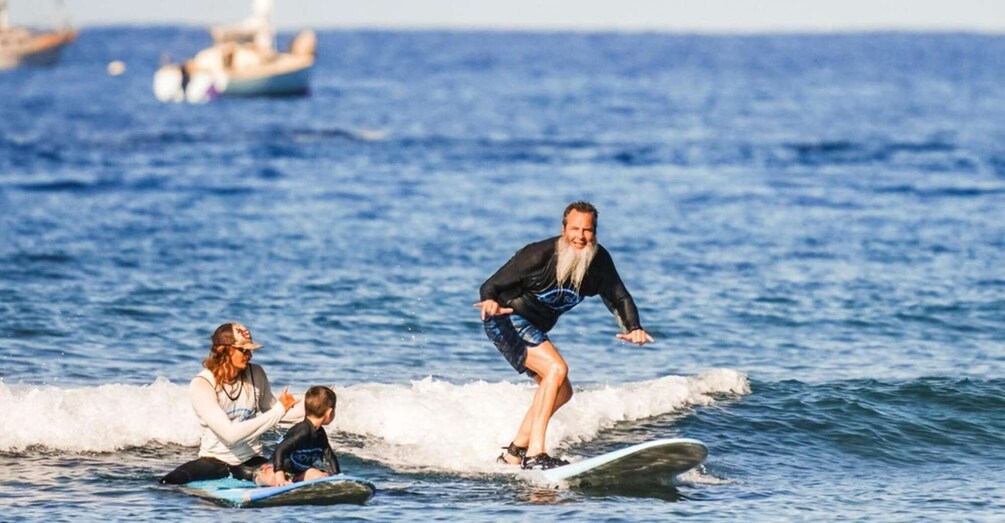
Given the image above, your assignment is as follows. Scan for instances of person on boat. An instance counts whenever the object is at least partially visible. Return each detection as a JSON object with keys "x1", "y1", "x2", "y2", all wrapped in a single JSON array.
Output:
[
  {"x1": 254, "y1": 385, "x2": 341, "y2": 486},
  {"x1": 160, "y1": 322, "x2": 301, "y2": 484},
  {"x1": 477, "y1": 201, "x2": 653, "y2": 470}
]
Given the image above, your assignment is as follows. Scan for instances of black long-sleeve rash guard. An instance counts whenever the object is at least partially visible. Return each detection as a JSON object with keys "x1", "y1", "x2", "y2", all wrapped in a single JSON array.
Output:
[
  {"x1": 479, "y1": 236, "x2": 643, "y2": 333},
  {"x1": 271, "y1": 420, "x2": 341, "y2": 476}
]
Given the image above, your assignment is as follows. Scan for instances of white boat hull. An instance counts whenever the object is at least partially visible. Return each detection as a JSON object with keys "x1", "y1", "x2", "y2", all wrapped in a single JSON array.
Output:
[
  {"x1": 221, "y1": 63, "x2": 312, "y2": 96},
  {"x1": 153, "y1": 53, "x2": 313, "y2": 103}
]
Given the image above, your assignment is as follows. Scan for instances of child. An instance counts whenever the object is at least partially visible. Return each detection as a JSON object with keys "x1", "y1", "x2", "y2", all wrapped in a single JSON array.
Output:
[{"x1": 255, "y1": 385, "x2": 341, "y2": 486}]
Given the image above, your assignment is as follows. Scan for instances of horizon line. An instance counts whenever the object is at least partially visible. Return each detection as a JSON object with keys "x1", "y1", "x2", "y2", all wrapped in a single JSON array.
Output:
[{"x1": 53, "y1": 21, "x2": 1005, "y2": 36}]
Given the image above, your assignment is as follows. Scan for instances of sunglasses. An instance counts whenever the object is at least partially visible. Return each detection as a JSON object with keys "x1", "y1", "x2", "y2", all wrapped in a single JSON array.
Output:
[{"x1": 233, "y1": 347, "x2": 254, "y2": 357}]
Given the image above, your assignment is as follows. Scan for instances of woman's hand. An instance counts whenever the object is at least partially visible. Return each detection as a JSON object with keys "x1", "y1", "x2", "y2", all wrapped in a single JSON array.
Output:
[{"x1": 278, "y1": 387, "x2": 297, "y2": 412}]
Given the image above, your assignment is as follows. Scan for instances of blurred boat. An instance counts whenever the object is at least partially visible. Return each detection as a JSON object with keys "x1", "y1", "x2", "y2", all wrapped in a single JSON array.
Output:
[
  {"x1": 0, "y1": 0, "x2": 76, "y2": 70},
  {"x1": 153, "y1": 0, "x2": 316, "y2": 103}
]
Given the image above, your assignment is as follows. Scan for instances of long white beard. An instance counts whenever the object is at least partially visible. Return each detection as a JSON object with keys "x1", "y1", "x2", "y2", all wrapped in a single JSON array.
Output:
[{"x1": 556, "y1": 237, "x2": 598, "y2": 291}]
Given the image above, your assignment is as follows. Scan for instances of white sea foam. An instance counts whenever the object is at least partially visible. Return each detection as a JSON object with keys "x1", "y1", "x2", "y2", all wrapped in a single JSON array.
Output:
[
  {"x1": 340, "y1": 368, "x2": 750, "y2": 473},
  {"x1": 0, "y1": 369, "x2": 749, "y2": 475},
  {"x1": 676, "y1": 467, "x2": 735, "y2": 486},
  {"x1": 0, "y1": 377, "x2": 199, "y2": 453}
]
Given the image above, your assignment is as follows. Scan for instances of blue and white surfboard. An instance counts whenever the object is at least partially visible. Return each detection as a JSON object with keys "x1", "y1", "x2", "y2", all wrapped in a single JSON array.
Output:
[
  {"x1": 183, "y1": 475, "x2": 375, "y2": 507},
  {"x1": 538, "y1": 438, "x2": 707, "y2": 487}
]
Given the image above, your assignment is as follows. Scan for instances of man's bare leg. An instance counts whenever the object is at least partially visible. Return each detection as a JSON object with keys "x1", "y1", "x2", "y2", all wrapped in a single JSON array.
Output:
[
  {"x1": 503, "y1": 373, "x2": 573, "y2": 464},
  {"x1": 521, "y1": 341, "x2": 570, "y2": 459}
]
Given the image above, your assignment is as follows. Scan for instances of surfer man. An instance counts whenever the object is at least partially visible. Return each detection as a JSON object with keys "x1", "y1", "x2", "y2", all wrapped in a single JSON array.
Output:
[
  {"x1": 477, "y1": 201, "x2": 653, "y2": 470},
  {"x1": 160, "y1": 322, "x2": 302, "y2": 484}
]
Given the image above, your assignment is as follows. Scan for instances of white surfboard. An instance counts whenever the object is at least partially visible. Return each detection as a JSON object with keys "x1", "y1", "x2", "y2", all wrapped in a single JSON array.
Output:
[
  {"x1": 182, "y1": 475, "x2": 375, "y2": 507},
  {"x1": 538, "y1": 438, "x2": 707, "y2": 486}
]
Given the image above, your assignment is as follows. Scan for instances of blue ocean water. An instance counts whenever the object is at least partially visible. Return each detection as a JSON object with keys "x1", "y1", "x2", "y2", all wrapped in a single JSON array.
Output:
[{"x1": 2, "y1": 27, "x2": 1004, "y2": 520}]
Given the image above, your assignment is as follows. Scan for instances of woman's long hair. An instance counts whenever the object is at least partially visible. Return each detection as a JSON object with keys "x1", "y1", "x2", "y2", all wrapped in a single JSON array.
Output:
[{"x1": 203, "y1": 344, "x2": 241, "y2": 390}]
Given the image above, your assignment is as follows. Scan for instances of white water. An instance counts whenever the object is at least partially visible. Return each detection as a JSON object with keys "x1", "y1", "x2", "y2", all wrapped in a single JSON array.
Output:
[
  {"x1": 0, "y1": 369, "x2": 749, "y2": 473},
  {"x1": 0, "y1": 378, "x2": 198, "y2": 453}
]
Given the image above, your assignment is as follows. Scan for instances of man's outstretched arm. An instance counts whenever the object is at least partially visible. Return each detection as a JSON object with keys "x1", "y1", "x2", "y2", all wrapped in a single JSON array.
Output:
[{"x1": 599, "y1": 256, "x2": 653, "y2": 345}]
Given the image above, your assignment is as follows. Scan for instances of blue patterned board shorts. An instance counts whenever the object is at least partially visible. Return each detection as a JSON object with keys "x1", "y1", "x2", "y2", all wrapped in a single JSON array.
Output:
[{"x1": 483, "y1": 313, "x2": 549, "y2": 377}]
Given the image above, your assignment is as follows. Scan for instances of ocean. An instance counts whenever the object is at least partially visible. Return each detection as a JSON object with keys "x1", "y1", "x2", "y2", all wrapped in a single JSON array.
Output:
[{"x1": 1, "y1": 27, "x2": 1003, "y2": 521}]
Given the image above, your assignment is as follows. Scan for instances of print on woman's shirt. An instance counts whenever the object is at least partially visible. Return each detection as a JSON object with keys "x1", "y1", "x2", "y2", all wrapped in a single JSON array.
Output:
[{"x1": 227, "y1": 407, "x2": 256, "y2": 422}]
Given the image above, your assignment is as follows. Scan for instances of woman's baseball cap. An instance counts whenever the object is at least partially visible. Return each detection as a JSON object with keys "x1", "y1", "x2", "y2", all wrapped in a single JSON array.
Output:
[{"x1": 211, "y1": 322, "x2": 262, "y2": 349}]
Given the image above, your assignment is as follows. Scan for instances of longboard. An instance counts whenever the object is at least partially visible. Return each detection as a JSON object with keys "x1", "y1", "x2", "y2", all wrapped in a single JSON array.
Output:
[
  {"x1": 182, "y1": 475, "x2": 376, "y2": 507},
  {"x1": 539, "y1": 438, "x2": 707, "y2": 486}
]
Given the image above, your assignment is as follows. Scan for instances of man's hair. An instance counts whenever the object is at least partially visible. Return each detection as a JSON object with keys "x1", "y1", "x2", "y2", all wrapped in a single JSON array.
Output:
[
  {"x1": 304, "y1": 385, "x2": 337, "y2": 418},
  {"x1": 562, "y1": 201, "x2": 599, "y2": 227}
]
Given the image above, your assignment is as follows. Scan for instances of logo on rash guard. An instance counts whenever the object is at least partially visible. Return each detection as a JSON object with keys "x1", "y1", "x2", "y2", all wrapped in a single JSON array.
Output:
[
  {"x1": 227, "y1": 407, "x2": 255, "y2": 421},
  {"x1": 536, "y1": 288, "x2": 583, "y2": 313},
  {"x1": 290, "y1": 448, "x2": 323, "y2": 470}
]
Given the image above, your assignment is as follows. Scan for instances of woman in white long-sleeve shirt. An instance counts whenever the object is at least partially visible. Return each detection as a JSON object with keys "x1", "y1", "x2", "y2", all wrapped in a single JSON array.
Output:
[{"x1": 160, "y1": 323, "x2": 301, "y2": 484}]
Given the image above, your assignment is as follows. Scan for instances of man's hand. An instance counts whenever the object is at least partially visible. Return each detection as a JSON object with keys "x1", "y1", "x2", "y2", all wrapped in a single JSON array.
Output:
[
  {"x1": 278, "y1": 387, "x2": 297, "y2": 411},
  {"x1": 473, "y1": 300, "x2": 514, "y2": 321},
  {"x1": 616, "y1": 328, "x2": 654, "y2": 346}
]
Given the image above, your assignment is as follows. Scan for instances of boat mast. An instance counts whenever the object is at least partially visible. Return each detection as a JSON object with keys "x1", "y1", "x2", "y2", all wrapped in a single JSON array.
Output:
[
  {"x1": 252, "y1": 0, "x2": 275, "y2": 52},
  {"x1": 0, "y1": 0, "x2": 10, "y2": 31},
  {"x1": 54, "y1": 0, "x2": 69, "y2": 30}
]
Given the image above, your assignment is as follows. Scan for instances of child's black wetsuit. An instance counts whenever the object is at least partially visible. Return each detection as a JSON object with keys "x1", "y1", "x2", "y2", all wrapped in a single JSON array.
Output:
[{"x1": 271, "y1": 420, "x2": 341, "y2": 476}]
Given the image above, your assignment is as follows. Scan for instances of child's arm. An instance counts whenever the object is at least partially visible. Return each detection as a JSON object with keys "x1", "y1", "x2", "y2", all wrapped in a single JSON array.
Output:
[
  {"x1": 322, "y1": 434, "x2": 341, "y2": 475},
  {"x1": 270, "y1": 422, "x2": 311, "y2": 483}
]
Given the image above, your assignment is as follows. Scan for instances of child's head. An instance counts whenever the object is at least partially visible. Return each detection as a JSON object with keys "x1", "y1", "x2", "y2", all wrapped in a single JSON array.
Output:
[{"x1": 304, "y1": 385, "x2": 337, "y2": 422}]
